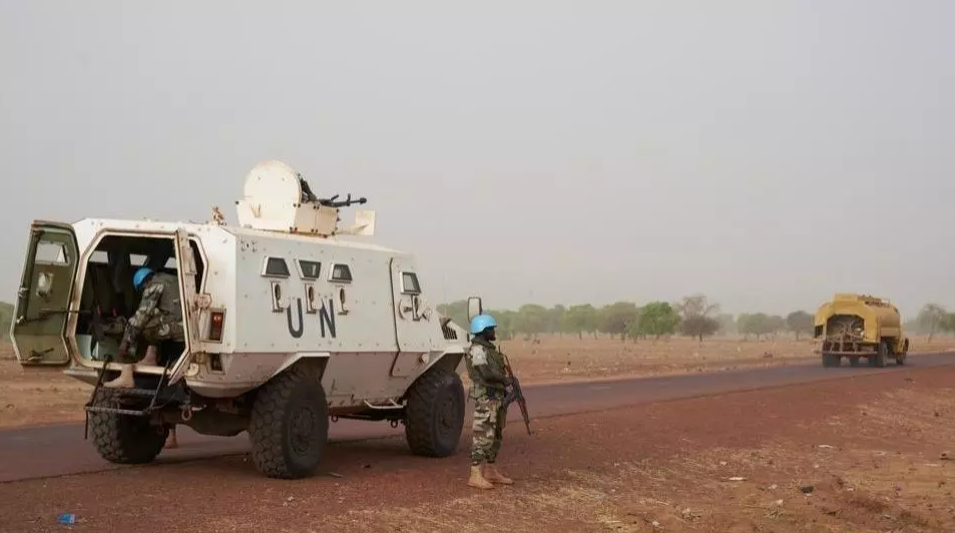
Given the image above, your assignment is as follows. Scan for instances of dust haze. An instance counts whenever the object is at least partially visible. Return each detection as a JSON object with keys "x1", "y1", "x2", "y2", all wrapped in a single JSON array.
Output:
[{"x1": 0, "y1": 2, "x2": 951, "y2": 318}]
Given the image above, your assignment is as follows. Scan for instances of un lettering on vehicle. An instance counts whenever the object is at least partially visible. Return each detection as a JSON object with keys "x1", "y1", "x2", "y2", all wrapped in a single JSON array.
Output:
[{"x1": 285, "y1": 291, "x2": 337, "y2": 339}]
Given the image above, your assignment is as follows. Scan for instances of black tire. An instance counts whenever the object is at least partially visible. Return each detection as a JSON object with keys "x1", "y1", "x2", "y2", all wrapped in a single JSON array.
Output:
[
  {"x1": 870, "y1": 341, "x2": 888, "y2": 368},
  {"x1": 404, "y1": 365, "x2": 466, "y2": 458},
  {"x1": 248, "y1": 365, "x2": 329, "y2": 479},
  {"x1": 88, "y1": 395, "x2": 168, "y2": 465},
  {"x1": 822, "y1": 353, "x2": 840, "y2": 367}
]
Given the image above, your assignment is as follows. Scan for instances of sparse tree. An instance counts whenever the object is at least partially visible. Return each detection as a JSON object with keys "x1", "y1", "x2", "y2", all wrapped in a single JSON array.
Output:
[
  {"x1": 786, "y1": 310, "x2": 814, "y2": 341},
  {"x1": 675, "y1": 294, "x2": 721, "y2": 343},
  {"x1": 766, "y1": 315, "x2": 786, "y2": 339},
  {"x1": 489, "y1": 309, "x2": 517, "y2": 340},
  {"x1": 516, "y1": 304, "x2": 549, "y2": 340},
  {"x1": 563, "y1": 304, "x2": 598, "y2": 340},
  {"x1": 681, "y1": 315, "x2": 721, "y2": 342},
  {"x1": 636, "y1": 301, "x2": 681, "y2": 340},
  {"x1": 738, "y1": 312, "x2": 773, "y2": 340},
  {"x1": 939, "y1": 313, "x2": 955, "y2": 337},
  {"x1": 917, "y1": 304, "x2": 947, "y2": 341},
  {"x1": 547, "y1": 305, "x2": 567, "y2": 336},
  {"x1": 598, "y1": 301, "x2": 641, "y2": 342},
  {"x1": 675, "y1": 293, "x2": 720, "y2": 320}
]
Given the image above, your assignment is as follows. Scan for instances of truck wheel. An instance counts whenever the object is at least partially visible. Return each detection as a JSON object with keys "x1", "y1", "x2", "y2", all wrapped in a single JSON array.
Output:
[
  {"x1": 404, "y1": 365, "x2": 466, "y2": 458},
  {"x1": 870, "y1": 341, "x2": 888, "y2": 368},
  {"x1": 88, "y1": 395, "x2": 168, "y2": 464},
  {"x1": 895, "y1": 343, "x2": 905, "y2": 365},
  {"x1": 248, "y1": 365, "x2": 329, "y2": 479},
  {"x1": 822, "y1": 353, "x2": 840, "y2": 367}
]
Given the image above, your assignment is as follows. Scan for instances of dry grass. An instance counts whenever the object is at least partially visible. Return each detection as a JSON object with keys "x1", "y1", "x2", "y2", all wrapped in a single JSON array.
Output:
[
  {"x1": 1, "y1": 335, "x2": 953, "y2": 430},
  {"x1": 300, "y1": 383, "x2": 955, "y2": 533}
]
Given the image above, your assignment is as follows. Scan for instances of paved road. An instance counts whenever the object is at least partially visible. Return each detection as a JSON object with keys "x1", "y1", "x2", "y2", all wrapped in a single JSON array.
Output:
[{"x1": 3, "y1": 352, "x2": 953, "y2": 483}]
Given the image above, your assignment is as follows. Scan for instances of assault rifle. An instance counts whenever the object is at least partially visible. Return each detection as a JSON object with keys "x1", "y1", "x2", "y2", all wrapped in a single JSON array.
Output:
[{"x1": 501, "y1": 349, "x2": 532, "y2": 435}]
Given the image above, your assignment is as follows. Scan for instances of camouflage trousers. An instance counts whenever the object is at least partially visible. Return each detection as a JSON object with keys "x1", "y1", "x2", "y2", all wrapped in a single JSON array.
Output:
[
  {"x1": 124, "y1": 317, "x2": 185, "y2": 363},
  {"x1": 141, "y1": 316, "x2": 185, "y2": 344},
  {"x1": 470, "y1": 395, "x2": 507, "y2": 465}
]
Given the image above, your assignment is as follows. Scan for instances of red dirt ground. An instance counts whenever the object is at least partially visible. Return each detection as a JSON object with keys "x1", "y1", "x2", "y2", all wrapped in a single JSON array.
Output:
[{"x1": 2, "y1": 363, "x2": 953, "y2": 532}]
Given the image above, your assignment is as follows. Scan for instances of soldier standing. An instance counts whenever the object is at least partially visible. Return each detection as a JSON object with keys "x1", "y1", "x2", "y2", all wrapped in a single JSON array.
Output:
[
  {"x1": 104, "y1": 267, "x2": 185, "y2": 388},
  {"x1": 464, "y1": 313, "x2": 514, "y2": 489}
]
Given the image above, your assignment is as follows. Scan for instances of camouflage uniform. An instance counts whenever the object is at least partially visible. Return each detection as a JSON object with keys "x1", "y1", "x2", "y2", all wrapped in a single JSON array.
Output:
[
  {"x1": 464, "y1": 335, "x2": 511, "y2": 466},
  {"x1": 120, "y1": 272, "x2": 184, "y2": 362}
]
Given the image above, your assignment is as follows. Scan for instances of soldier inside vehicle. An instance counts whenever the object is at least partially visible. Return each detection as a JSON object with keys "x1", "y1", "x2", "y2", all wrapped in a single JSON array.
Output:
[{"x1": 74, "y1": 235, "x2": 204, "y2": 372}]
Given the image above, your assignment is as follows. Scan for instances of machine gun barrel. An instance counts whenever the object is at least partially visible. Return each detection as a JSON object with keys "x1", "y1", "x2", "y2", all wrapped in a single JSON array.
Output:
[{"x1": 318, "y1": 193, "x2": 368, "y2": 208}]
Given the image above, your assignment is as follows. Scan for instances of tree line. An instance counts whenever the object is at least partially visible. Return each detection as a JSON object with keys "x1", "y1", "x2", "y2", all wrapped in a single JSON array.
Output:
[
  {"x1": 437, "y1": 294, "x2": 818, "y2": 342},
  {"x1": 0, "y1": 299, "x2": 951, "y2": 345}
]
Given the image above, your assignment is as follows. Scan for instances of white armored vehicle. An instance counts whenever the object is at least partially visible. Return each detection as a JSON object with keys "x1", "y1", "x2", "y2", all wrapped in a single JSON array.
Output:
[{"x1": 10, "y1": 160, "x2": 472, "y2": 479}]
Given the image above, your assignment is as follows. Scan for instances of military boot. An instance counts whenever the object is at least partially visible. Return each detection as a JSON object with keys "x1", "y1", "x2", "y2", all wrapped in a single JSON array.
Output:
[
  {"x1": 483, "y1": 463, "x2": 514, "y2": 485},
  {"x1": 103, "y1": 364, "x2": 135, "y2": 388},
  {"x1": 140, "y1": 345, "x2": 159, "y2": 366},
  {"x1": 468, "y1": 465, "x2": 494, "y2": 489}
]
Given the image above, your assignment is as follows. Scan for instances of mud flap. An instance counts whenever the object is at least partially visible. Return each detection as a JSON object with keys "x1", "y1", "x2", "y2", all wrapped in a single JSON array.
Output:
[{"x1": 167, "y1": 229, "x2": 202, "y2": 385}]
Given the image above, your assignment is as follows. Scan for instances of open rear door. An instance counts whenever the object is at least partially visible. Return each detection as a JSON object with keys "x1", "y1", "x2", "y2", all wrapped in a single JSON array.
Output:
[
  {"x1": 11, "y1": 221, "x2": 80, "y2": 366},
  {"x1": 167, "y1": 229, "x2": 203, "y2": 384}
]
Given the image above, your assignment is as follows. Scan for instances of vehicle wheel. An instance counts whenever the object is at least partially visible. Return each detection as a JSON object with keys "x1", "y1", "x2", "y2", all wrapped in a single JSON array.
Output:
[
  {"x1": 822, "y1": 353, "x2": 840, "y2": 367},
  {"x1": 870, "y1": 341, "x2": 888, "y2": 368},
  {"x1": 88, "y1": 394, "x2": 168, "y2": 465},
  {"x1": 893, "y1": 341, "x2": 905, "y2": 365},
  {"x1": 404, "y1": 365, "x2": 466, "y2": 457},
  {"x1": 849, "y1": 356, "x2": 861, "y2": 367},
  {"x1": 248, "y1": 364, "x2": 329, "y2": 479}
]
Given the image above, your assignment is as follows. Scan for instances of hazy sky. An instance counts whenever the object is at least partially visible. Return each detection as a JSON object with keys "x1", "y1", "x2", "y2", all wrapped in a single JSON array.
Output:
[{"x1": 0, "y1": 1, "x2": 951, "y2": 318}]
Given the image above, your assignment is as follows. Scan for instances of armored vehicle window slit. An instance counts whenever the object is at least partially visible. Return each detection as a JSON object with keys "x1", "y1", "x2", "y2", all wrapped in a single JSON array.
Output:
[
  {"x1": 262, "y1": 257, "x2": 290, "y2": 278},
  {"x1": 401, "y1": 272, "x2": 421, "y2": 295},
  {"x1": 330, "y1": 264, "x2": 352, "y2": 283},
  {"x1": 297, "y1": 260, "x2": 321, "y2": 280},
  {"x1": 35, "y1": 241, "x2": 70, "y2": 265}
]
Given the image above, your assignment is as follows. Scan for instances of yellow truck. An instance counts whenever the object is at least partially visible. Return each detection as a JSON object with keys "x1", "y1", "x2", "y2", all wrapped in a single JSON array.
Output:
[{"x1": 813, "y1": 293, "x2": 909, "y2": 368}]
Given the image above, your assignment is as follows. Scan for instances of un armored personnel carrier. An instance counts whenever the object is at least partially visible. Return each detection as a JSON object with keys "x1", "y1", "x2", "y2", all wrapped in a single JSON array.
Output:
[
  {"x1": 813, "y1": 292, "x2": 910, "y2": 368},
  {"x1": 9, "y1": 161, "x2": 472, "y2": 479}
]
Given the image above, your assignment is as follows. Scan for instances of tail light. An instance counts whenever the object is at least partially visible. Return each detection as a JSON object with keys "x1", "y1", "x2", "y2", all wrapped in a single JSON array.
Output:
[{"x1": 209, "y1": 310, "x2": 225, "y2": 341}]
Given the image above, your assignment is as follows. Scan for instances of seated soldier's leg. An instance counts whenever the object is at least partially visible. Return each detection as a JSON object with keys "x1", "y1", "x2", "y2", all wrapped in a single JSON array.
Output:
[
  {"x1": 103, "y1": 340, "x2": 139, "y2": 388},
  {"x1": 165, "y1": 425, "x2": 179, "y2": 449},
  {"x1": 140, "y1": 345, "x2": 159, "y2": 366},
  {"x1": 140, "y1": 318, "x2": 185, "y2": 367}
]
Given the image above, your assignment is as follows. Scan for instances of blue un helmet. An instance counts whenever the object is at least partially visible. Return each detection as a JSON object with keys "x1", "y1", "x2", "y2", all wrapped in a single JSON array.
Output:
[
  {"x1": 132, "y1": 267, "x2": 154, "y2": 291},
  {"x1": 470, "y1": 313, "x2": 497, "y2": 335}
]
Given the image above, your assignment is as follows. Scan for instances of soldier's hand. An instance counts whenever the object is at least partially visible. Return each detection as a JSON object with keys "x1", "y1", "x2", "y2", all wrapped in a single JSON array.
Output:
[{"x1": 117, "y1": 340, "x2": 129, "y2": 358}]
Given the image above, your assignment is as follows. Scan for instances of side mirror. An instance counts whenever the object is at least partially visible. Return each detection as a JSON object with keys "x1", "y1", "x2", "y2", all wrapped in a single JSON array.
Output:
[{"x1": 467, "y1": 296, "x2": 483, "y2": 323}]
